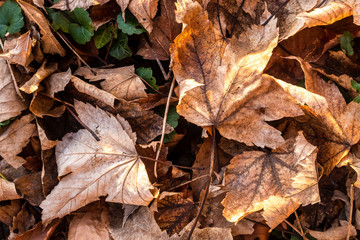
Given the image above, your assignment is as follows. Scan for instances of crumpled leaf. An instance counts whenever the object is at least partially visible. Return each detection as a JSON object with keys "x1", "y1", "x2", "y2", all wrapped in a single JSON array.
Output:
[
  {"x1": 222, "y1": 133, "x2": 319, "y2": 224},
  {"x1": 51, "y1": 0, "x2": 110, "y2": 11},
  {"x1": 40, "y1": 101, "x2": 157, "y2": 224},
  {"x1": 0, "y1": 178, "x2": 21, "y2": 201},
  {"x1": 0, "y1": 59, "x2": 27, "y2": 123},
  {"x1": 0, "y1": 114, "x2": 36, "y2": 168},
  {"x1": 17, "y1": 0, "x2": 66, "y2": 56},
  {"x1": 171, "y1": 0, "x2": 302, "y2": 149},
  {"x1": 276, "y1": 56, "x2": 360, "y2": 174},
  {"x1": 0, "y1": 31, "x2": 33, "y2": 67},
  {"x1": 20, "y1": 61, "x2": 58, "y2": 94},
  {"x1": 75, "y1": 65, "x2": 147, "y2": 101},
  {"x1": 29, "y1": 93, "x2": 66, "y2": 118}
]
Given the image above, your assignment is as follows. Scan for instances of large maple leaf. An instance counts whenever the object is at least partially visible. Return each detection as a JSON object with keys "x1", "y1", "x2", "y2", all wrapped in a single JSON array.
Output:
[
  {"x1": 40, "y1": 101, "x2": 157, "y2": 224},
  {"x1": 170, "y1": 0, "x2": 302, "y2": 148}
]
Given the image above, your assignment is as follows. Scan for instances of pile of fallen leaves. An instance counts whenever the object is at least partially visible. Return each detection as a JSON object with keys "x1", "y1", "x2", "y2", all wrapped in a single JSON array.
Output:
[{"x1": 0, "y1": 0, "x2": 360, "y2": 239}]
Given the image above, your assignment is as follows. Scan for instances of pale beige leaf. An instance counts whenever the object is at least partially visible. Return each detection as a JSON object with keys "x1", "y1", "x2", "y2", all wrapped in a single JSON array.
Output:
[
  {"x1": 0, "y1": 178, "x2": 21, "y2": 201},
  {"x1": 297, "y1": 2, "x2": 353, "y2": 28},
  {"x1": 20, "y1": 61, "x2": 58, "y2": 94},
  {"x1": 75, "y1": 66, "x2": 147, "y2": 100},
  {"x1": 128, "y1": 0, "x2": 159, "y2": 33},
  {"x1": 355, "y1": 2, "x2": 360, "y2": 25},
  {"x1": 36, "y1": 121, "x2": 57, "y2": 151},
  {"x1": 52, "y1": 0, "x2": 110, "y2": 11},
  {"x1": 0, "y1": 59, "x2": 27, "y2": 122},
  {"x1": 0, "y1": 115, "x2": 36, "y2": 168},
  {"x1": 171, "y1": 0, "x2": 302, "y2": 149},
  {"x1": 71, "y1": 76, "x2": 116, "y2": 107},
  {"x1": 108, "y1": 206, "x2": 169, "y2": 240},
  {"x1": 0, "y1": 31, "x2": 33, "y2": 67},
  {"x1": 222, "y1": 133, "x2": 318, "y2": 223},
  {"x1": 68, "y1": 208, "x2": 110, "y2": 240},
  {"x1": 308, "y1": 220, "x2": 356, "y2": 240},
  {"x1": 18, "y1": 0, "x2": 66, "y2": 56},
  {"x1": 40, "y1": 101, "x2": 156, "y2": 224},
  {"x1": 45, "y1": 68, "x2": 72, "y2": 97},
  {"x1": 116, "y1": 0, "x2": 130, "y2": 15},
  {"x1": 178, "y1": 220, "x2": 232, "y2": 240},
  {"x1": 242, "y1": 0, "x2": 259, "y2": 19}
]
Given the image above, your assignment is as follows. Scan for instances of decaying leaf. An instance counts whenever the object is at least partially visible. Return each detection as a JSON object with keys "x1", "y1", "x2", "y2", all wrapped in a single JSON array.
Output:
[
  {"x1": 0, "y1": 200, "x2": 21, "y2": 226},
  {"x1": 0, "y1": 31, "x2": 33, "y2": 67},
  {"x1": 14, "y1": 172, "x2": 45, "y2": 206},
  {"x1": 178, "y1": 220, "x2": 233, "y2": 240},
  {"x1": 171, "y1": 0, "x2": 302, "y2": 149},
  {"x1": 222, "y1": 133, "x2": 319, "y2": 225},
  {"x1": 40, "y1": 101, "x2": 157, "y2": 224},
  {"x1": 0, "y1": 59, "x2": 27, "y2": 123},
  {"x1": 128, "y1": 0, "x2": 159, "y2": 33},
  {"x1": 30, "y1": 93, "x2": 66, "y2": 118},
  {"x1": 308, "y1": 220, "x2": 356, "y2": 240},
  {"x1": 75, "y1": 66, "x2": 147, "y2": 100},
  {"x1": 276, "y1": 56, "x2": 360, "y2": 174},
  {"x1": 0, "y1": 178, "x2": 21, "y2": 201},
  {"x1": 17, "y1": 0, "x2": 66, "y2": 56},
  {"x1": 0, "y1": 114, "x2": 36, "y2": 168},
  {"x1": 20, "y1": 61, "x2": 58, "y2": 94},
  {"x1": 12, "y1": 219, "x2": 61, "y2": 240},
  {"x1": 51, "y1": 0, "x2": 110, "y2": 11},
  {"x1": 45, "y1": 68, "x2": 72, "y2": 97}
]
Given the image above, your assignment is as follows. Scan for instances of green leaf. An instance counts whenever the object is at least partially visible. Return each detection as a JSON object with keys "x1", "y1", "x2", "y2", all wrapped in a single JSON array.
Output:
[
  {"x1": 163, "y1": 131, "x2": 176, "y2": 143},
  {"x1": 68, "y1": 8, "x2": 94, "y2": 44},
  {"x1": 166, "y1": 106, "x2": 179, "y2": 128},
  {"x1": 340, "y1": 31, "x2": 354, "y2": 56},
  {"x1": 135, "y1": 67, "x2": 159, "y2": 90},
  {"x1": 351, "y1": 79, "x2": 360, "y2": 91},
  {"x1": 116, "y1": 10, "x2": 145, "y2": 35},
  {"x1": 109, "y1": 32, "x2": 132, "y2": 60},
  {"x1": 0, "y1": 0, "x2": 24, "y2": 38},
  {"x1": 94, "y1": 25, "x2": 112, "y2": 49},
  {"x1": 48, "y1": 10, "x2": 71, "y2": 33},
  {"x1": 353, "y1": 95, "x2": 360, "y2": 103},
  {"x1": 0, "y1": 117, "x2": 15, "y2": 127}
]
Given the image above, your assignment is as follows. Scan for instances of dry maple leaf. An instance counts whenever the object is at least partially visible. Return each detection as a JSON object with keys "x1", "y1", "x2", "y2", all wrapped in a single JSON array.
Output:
[
  {"x1": 75, "y1": 66, "x2": 147, "y2": 101},
  {"x1": 171, "y1": 0, "x2": 303, "y2": 149},
  {"x1": 51, "y1": 0, "x2": 110, "y2": 11},
  {"x1": 276, "y1": 56, "x2": 360, "y2": 174},
  {"x1": 40, "y1": 101, "x2": 157, "y2": 224},
  {"x1": 222, "y1": 132, "x2": 319, "y2": 226},
  {"x1": 0, "y1": 31, "x2": 33, "y2": 67},
  {"x1": 17, "y1": 0, "x2": 66, "y2": 56},
  {"x1": 0, "y1": 59, "x2": 27, "y2": 123},
  {"x1": 0, "y1": 114, "x2": 36, "y2": 168}
]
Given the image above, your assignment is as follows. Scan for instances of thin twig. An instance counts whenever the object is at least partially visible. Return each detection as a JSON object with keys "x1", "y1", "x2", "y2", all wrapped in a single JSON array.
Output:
[
  {"x1": 0, "y1": 40, "x2": 25, "y2": 101},
  {"x1": 166, "y1": 175, "x2": 209, "y2": 191},
  {"x1": 347, "y1": 184, "x2": 354, "y2": 240},
  {"x1": 284, "y1": 219, "x2": 304, "y2": 239},
  {"x1": 261, "y1": 0, "x2": 290, "y2": 26},
  {"x1": 144, "y1": 36, "x2": 169, "y2": 81},
  {"x1": 294, "y1": 210, "x2": 307, "y2": 240},
  {"x1": 316, "y1": 0, "x2": 327, "y2": 8},
  {"x1": 186, "y1": 126, "x2": 216, "y2": 240},
  {"x1": 65, "y1": 105, "x2": 100, "y2": 141},
  {"x1": 56, "y1": 32, "x2": 95, "y2": 75},
  {"x1": 154, "y1": 76, "x2": 176, "y2": 177}
]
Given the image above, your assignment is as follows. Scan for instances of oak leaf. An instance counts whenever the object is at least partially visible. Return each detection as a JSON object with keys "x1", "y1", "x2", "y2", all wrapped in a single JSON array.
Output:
[
  {"x1": 17, "y1": 0, "x2": 66, "y2": 56},
  {"x1": 40, "y1": 101, "x2": 157, "y2": 224},
  {"x1": 171, "y1": 0, "x2": 302, "y2": 149},
  {"x1": 0, "y1": 31, "x2": 33, "y2": 67},
  {"x1": 222, "y1": 133, "x2": 319, "y2": 225},
  {"x1": 0, "y1": 59, "x2": 27, "y2": 123},
  {"x1": 0, "y1": 114, "x2": 36, "y2": 168},
  {"x1": 75, "y1": 66, "x2": 147, "y2": 101},
  {"x1": 276, "y1": 56, "x2": 360, "y2": 174}
]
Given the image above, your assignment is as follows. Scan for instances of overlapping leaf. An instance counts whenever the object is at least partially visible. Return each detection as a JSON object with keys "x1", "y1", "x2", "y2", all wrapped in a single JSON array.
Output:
[
  {"x1": 171, "y1": 0, "x2": 302, "y2": 148},
  {"x1": 40, "y1": 101, "x2": 157, "y2": 224}
]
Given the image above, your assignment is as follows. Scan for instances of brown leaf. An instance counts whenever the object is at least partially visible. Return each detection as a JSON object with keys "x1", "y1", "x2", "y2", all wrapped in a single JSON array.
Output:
[
  {"x1": 68, "y1": 206, "x2": 109, "y2": 240},
  {"x1": 36, "y1": 122, "x2": 57, "y2": 151},
  {"x1": 44, "y1": 68, "x2": 71, "y2": 97},
  {"x1": 276, "y1": 56, "x2": 360, "y2": 174},
  {"x1": 137, "y1": 0, "x2": 181, "y2": 60},
  {"x1": 51, "y1": 0, "x2": 110, "y2": 11},
  {"x1": 128, "y1": 0, "x2": 159, "y2": 33},
  {"x1": 14, "y1": 172, "x2": 45, "y2": 206},
  {"x1": 40, "y1": 101, "x2": 157, "y2": 224},
  {"x1": 0, "y1": 178, "x2": 21, "y2": 201},
  {"x1": 171, "y1": 0, "x2": 302, "y2": 149},
  {"x1": 222, "y1": 133, "x2": 319, "y2": 224},
  {"x1": 0, "y1": 114, "x2": 36, "y2": 168},
  {"x1": 10, "y1": 204, "x2": 36, "y2": 238},
  {"x1": 0, "y1": 31, "x2": 33, "y2": 67},
  {"x1": 75, "y1": 66, "x2": 147, "y2": 100},
  {"x1": 13, "y1": 219, "x2": 61, "y2": 240},
  {"x1": 17, "y1": 0, "x2": 66, "y2": 56},
  {"x1": 0, "y1": 200, "x2": 21, "y2": 226},
  {"x1": 308, "y1": 220, "x2": 356, "y2": 240},
  {"x1": 0, "y1": 59, "x2": 27, "y2": 122},
  {"x1": 154, "y1": 193, "x2": 197, "y2": 235},
  {"x1": 90, "y1": 1, "x2": 121, "y2": 30},
  {"x1": 30, "y1": 93, "x2": 66, "y2": 118},
  {"x1": 41, "y1": 149, "x2": 58, "y2": 197},
  {"x1": 20, "y1": 61, "x2": 58, "y2": 94},
  {"x1": 298, "y1": 2, "x2": 354, "y2": 28},
  {"x1": 177, "y1": 220, "x2": 232, "y2": 240}
]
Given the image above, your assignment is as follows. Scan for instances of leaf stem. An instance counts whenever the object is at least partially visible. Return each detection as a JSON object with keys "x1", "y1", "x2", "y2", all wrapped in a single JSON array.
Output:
[
  {"x1": 346, "y1": 184, "x2": 354, "y2": 240},
  {"x1": 261, "y1": 0, "x2": 290, "y2": 26}
]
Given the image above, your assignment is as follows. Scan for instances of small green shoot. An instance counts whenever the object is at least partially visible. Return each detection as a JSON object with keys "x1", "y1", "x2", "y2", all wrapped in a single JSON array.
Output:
[
  {"x1": 136, "y1": 67, "x2": 159, "y2": 90},
  {"x1": 94, "y1": 24, "x2": 113, "y2": 49},
  {"x1": 340, "y1": 31, "x2": 354, "y2": 56},
  {"x1": 109, "y1": 32, "x2": 132, "y2": 60},
  {"x1": 0, "y1": 0, "x2": 24, "y2": 38},
  {"x1": 117, "y1": 10, "x2": 146, "y2": 35},
  {"x1": 0, "y1": 117, "x2": 15, "y2": 128},
  {"x1": 351, "y1": 79, "x2": 360, "y2": 103}
]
